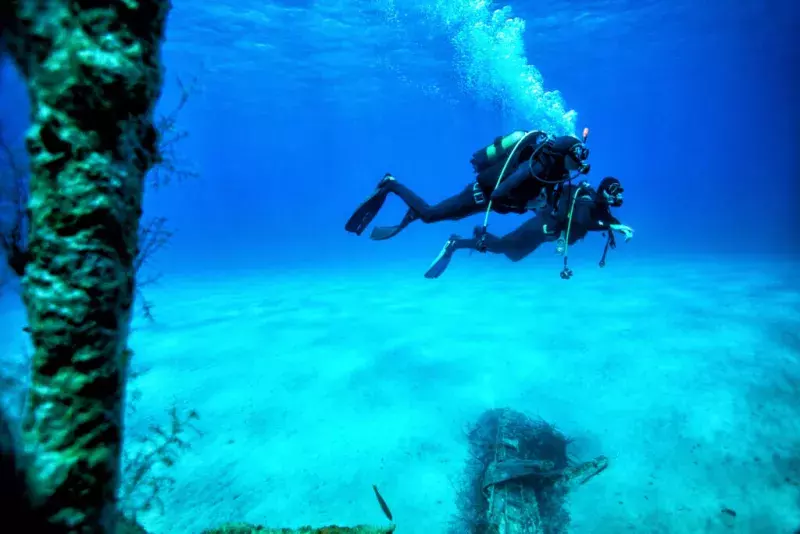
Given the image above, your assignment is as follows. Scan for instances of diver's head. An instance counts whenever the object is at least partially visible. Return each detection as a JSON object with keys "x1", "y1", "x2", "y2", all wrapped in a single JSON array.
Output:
[
  {"x1": 550, "y1": 135, "x2": 590, "y2": 173},
  {"x1": 598, "y1": 176, "x2": 624, "y2": 207}
]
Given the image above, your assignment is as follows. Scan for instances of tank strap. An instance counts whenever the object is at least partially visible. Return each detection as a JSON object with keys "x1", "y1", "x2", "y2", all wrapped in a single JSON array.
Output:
[{"x1": 550, "y1": 183, "x2": 564, "y2": 215}]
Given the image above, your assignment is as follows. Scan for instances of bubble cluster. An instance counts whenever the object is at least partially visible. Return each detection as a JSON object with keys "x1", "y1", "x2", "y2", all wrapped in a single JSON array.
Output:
[{"x1": 419, "y1": 0, "x2": 577, "y2": 135}]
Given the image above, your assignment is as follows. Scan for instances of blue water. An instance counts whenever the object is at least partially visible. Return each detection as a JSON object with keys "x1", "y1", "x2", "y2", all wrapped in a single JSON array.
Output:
[{"x1": 1, "y1": 0, "x2": 799, "y2": 532}]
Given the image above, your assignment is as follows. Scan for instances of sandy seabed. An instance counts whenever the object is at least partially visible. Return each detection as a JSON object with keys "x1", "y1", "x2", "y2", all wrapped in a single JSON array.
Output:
[{"x1": 2, "y1": 255, "x2": 798, "y2": 533}]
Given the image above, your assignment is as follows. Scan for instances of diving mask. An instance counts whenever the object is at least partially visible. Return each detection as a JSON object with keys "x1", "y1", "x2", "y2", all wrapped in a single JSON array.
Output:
[
  {"x1": 568, "y1": 143, "x2": 591, "y2": 175},
  {"x1": 605, "y1": 183, "x2": 624, "y2": 206},
  {"x1": 569, "y1": 143, "x2": 590, "y2": 162}
]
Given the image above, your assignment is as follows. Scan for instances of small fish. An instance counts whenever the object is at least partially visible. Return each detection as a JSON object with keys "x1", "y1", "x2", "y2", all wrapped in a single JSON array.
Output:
[{"x1": 372, "y1": 484, "x2": 393, "y2": 521}]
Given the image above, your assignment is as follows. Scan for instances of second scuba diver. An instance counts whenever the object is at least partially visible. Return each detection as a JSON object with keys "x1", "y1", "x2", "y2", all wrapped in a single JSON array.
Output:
[
  {"x1": 423, "y1": 177, "x2": 635, "y2": 279},
  {"x1": 344, "y1": 130, "x2": 592, "y2": 240}
]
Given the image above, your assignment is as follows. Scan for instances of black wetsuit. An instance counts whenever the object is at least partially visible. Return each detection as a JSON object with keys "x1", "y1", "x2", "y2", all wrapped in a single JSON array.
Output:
[
  {"x1": 381, "y1": 138, "x2": 574, "y2": 224},
  {"x1": 452, "y1": 184, "x2": 620, "y2": 262}
]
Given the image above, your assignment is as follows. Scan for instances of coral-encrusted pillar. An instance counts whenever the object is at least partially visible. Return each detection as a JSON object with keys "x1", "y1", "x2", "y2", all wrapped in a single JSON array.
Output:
[{"x1": 2, "y1": 1, "x2": 170, "y2": 531}]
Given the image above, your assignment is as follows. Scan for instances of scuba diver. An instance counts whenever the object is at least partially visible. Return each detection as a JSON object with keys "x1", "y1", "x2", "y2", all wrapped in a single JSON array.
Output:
[
  {"x1": 423, "y1": 177, "x2": 635, "y2": 279},
  {"x1": 344, "y1": 130, "x2": 592, "y2": 240}
]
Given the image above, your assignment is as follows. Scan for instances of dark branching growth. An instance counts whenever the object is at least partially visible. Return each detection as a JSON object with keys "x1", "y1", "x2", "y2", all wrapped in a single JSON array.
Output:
[
  {"x1": 132, "y1": 74, "x2": 200, "y2": 322},
  {"x1": 3, "y1": 343, "x2": 204, "y2": 527},
  {"x1": 120, "y1": 406, "x2": 203, "y2": 521},
  {"x1": 149, "y1": 75, "x2": 201, "y2": 190},
  {"x1": 136, "y1": 216, "x2": 173, "y2": 284},
  {"x1": 1, "y1": 351, "x2": 205, "y2": 530},
  {"x1": 135, "y1": 216, "x2": 174, "y2": 322}
]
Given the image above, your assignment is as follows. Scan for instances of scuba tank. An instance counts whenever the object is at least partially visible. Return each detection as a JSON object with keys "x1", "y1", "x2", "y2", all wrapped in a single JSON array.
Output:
[
  {"x1": 471, "y1": 130, "x2": 549, "y2": 193},
  {"x1": 470, "y1": 130, "x2": 547, "y2": 174}
]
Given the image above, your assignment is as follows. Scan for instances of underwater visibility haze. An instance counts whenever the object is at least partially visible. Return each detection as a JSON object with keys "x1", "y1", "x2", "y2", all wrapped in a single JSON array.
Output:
[{"x1": 0, "y1": 0, "x2": 799, "y2": 532}]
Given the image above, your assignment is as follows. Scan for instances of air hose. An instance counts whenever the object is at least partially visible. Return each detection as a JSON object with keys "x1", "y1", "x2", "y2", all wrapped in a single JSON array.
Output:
[
  {"x1": 478, "y1": 128, "x2": 592, "y2": 279},
  {"x1": 481, "y1": 130, "x2": 547, "y2": 229},
  {"x1": 558, "y1": 183, "x2": 586, "y2": 280},
  {"x1": 480, "y1": 130, "x2": 584, "y2": 230}
]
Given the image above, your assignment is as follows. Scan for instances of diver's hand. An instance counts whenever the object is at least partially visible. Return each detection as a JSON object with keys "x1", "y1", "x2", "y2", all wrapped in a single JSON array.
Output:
[
  {"x1": 473, "y1": 225, "x2": 488, "y2": 252},
  {"x1": 610, "y1": 224, "x2": 634, "y2": 242}
]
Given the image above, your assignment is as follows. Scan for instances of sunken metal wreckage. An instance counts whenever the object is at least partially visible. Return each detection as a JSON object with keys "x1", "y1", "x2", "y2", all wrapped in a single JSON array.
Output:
[{"x1": 198, "y1": 408, "x2": 608, "y2": 533}]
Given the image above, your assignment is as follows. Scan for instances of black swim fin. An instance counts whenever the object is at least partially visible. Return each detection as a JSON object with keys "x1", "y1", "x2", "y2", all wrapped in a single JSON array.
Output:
[
  {"x1": 369, "y1": 209, "x2": 417, "y2": 241},
  {"x1": 345, "y1": 174, "x2": 398, "y2": 236},
  {"x1": 424, "y1": 236, "x2": 459, "y2": 279},
  {"x1": 370, "y1": 224, "x2": 403, "y2": 241},
  {"x1": 345, "y1": 188, "x2": 389, "y2": 236}
]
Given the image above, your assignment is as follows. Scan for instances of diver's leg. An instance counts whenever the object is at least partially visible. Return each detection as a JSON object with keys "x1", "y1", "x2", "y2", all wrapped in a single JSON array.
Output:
[
  {"x1": 452, "y1": 216, "x2": 553, "y2": 262},
  {"x1": 384, "y1": 181, "x2": 480, "y2": 223}
]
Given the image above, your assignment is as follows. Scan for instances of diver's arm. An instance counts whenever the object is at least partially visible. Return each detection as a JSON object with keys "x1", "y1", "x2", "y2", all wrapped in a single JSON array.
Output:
[
  {"x1": 490, "y1": 161, "x2": 536, "y2": 203},
  {"x1": 608, "y1": 222, "x2": 630, "y2": 232},
  {"x1": 572, "y1": 202, "x2": 596, "y2": 229},
  {"x1": 611, "y1": 224, "x2": 633, "y2": 242},
  {"x1": 586, "y1": 210, "x2": 621, "y2": 231},
  {"x1": 606, "y1": 219, "x2": 634, "y2": 241}
]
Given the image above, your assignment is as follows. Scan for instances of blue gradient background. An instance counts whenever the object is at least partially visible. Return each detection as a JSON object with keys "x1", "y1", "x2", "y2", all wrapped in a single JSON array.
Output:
[{"x1": 3, "y1": 0, "x2": 797, "y2": 272}]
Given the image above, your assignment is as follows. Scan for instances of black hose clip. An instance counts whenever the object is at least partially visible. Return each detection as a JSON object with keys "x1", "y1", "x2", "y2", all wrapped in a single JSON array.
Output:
[
  {"x1": 598, "y1": 231, "x2": 617, "y2": 268},
  {"x1": 560, "y1": 257, "x2": 573, "y2": 280},
  {"x1": 473, "y1": 225, "x2": 488, "y2": 253}
]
